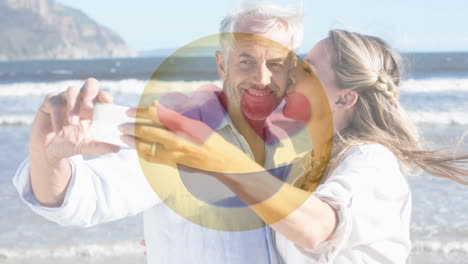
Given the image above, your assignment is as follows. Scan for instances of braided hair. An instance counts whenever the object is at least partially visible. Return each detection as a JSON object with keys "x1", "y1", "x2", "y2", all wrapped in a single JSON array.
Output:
[{"x1": 299, "y1": 29, "x2": 468, "y2": 191}]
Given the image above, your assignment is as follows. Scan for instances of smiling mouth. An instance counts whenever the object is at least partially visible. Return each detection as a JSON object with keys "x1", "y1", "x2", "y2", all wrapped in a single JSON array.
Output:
[
  {"x1": 245, "y1": 88, "x2": 274, "y2": 97},
  {"x1": 244, "y1": 85, "x2": 280, "y2": 97}
]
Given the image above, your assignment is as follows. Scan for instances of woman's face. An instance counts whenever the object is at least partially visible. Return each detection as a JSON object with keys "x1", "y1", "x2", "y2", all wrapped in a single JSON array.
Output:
[{"x1": 283, "y1": 39, "x2": 346, "y2": 125}]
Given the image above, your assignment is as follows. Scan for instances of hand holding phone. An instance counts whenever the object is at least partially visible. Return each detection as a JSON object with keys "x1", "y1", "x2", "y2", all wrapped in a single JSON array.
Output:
[{"x1": 90, "y1": 103, "x2": 135, "y2": 147}]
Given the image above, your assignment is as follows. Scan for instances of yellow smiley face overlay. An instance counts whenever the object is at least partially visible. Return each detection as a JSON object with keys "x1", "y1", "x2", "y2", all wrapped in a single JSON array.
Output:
[{"x1": 136, "y1": 33, "x2": 333, "y2": 231}]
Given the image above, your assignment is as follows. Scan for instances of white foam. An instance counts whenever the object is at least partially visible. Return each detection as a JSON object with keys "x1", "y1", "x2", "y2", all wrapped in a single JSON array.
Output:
[
  {"x1": 0, "y1": 78, "x2": 465, "y2": 97},
  {"x1": 1, "y1": 239, "x2": 467, "y2": 259},
  {"x1": 50, "y1": 70, "x2": 73, "y2": 75},
  {"x1": 0, "y1": 80, "x2": 84, "y2": 96},
  {"x1": 400, "y1": 78, "x2": 468, "y2": 93},
  {"x1": 2, "y1": 110, "x2": 468, "y2": 127},
  {"x1": 0, "y1": 114, "x2": 34, "y2": 125},
  {"x1": 409, "y1": 111, "x2": 468, "y2": 126},
  {"x1": 0, "y1": 78, "x2": 466, "y2": 126},
  {"x1": 0, "y1": 79, "x2": 222, "y2": 97},
  {"x1": 0, "y1": 241, "x2": 143, "y2": 259},
  {"x1": 412, "y1": 240, "x2": 468, "y2": 255}
]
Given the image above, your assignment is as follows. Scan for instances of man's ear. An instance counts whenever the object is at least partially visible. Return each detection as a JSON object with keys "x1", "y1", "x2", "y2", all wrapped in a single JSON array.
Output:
[
  {"x1": 215, "y1": 51, "x2": 228, "y2": 81},
  {"x1": 334, "y1": 90, "x2": 358, "y2": 110}
]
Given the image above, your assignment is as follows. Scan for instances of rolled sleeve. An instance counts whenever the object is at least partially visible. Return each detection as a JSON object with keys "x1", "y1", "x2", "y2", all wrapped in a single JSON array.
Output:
[
  {"x1": 290, "y1": 144, "x2": 411, "y2": 263},
  {"x1": 274, "y1": 144, "x2": 411, "y2": 264},
  {"x1": 12, "y1": 149, "x2": 160, "y2": 227},
  {"x1": 292, "y1": 174, "x2": 354, "y2": 261},
  {"x1": 13, "y1": 155, "x2": 85, "y2": 224}
]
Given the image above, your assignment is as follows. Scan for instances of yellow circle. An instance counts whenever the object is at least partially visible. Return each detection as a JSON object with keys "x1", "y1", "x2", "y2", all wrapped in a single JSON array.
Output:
[{"x1": 137, "y1": 33, "x2": 333, "y2": 231}]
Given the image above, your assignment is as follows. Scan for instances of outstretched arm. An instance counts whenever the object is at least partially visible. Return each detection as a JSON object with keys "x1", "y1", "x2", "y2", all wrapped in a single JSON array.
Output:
[
  {"x1": 120, "y1": 102, "x2": 337, "y2": 249},
  {"x1": 14, "y1": 78, "x2": 161, "y2": 228},
  {"x1": 29, "y1": 78, "x2": 119, "y2": 207}
]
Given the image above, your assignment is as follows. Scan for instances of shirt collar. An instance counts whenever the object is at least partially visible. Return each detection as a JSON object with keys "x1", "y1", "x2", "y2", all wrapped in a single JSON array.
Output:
[{"x1": 191, "y1": 84, "x2": 287, "y2": 147}]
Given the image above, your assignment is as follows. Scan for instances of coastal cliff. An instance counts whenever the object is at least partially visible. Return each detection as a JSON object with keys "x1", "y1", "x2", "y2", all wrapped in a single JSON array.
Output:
[{"x1": 0, "y1": 0, "x2": 136, "y2": 61}]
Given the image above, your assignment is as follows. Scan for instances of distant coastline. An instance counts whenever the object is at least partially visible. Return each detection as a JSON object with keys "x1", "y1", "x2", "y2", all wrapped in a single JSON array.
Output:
[{"x1": 0, "y1": 0, "x2": 136, "y2": 61}]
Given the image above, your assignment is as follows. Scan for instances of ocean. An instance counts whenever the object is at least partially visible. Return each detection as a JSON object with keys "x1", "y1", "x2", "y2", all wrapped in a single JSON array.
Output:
[{"x1": 0, "y1": 53, "x2": 468, "y2": 264}]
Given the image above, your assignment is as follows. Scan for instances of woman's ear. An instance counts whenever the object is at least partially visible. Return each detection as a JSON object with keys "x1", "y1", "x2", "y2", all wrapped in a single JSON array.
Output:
[
  {"x1": 292, "y1": 55, "x2": 298, "y2": 67},
  {"x1": 334, "y1": 90, "x2": 358, "y2": 110},
  {"x1": 215, "y1": 51, "x2": 228, "y2": 81}
]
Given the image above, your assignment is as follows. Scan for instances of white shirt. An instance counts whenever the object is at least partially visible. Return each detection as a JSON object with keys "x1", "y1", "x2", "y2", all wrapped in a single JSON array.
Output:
[
  {"x1": 275, "y1": 144, "x2": 412, "y2": 264},
  {"x1": 12, "y1": 88, "x2": 297, "y2": 264}
]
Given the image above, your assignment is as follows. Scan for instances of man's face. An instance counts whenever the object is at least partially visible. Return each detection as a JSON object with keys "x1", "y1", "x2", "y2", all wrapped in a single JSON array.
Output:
[{"x1": 216, "y1": 25, "x2": 294, "y2": 121}]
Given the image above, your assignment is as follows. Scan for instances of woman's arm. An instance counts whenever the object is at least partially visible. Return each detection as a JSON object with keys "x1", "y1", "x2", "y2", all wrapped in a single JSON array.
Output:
[
  {"x1": 218, "y1": 168, "x2": 337, "y2": 249},
  {"x1": 120, "y1": 102, "x2": 337, "y2": 249}
]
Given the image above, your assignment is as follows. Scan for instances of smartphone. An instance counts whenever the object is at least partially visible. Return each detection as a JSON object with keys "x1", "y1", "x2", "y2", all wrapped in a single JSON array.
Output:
[{"x1": 90, "y1": 103, "x2": 134, "y2": 147}]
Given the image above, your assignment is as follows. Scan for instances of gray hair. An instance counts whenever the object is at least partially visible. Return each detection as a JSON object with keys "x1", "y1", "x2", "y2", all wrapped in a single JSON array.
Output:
[{"x1": 219, "y1": 1, "x2": 304, "y2": 52}]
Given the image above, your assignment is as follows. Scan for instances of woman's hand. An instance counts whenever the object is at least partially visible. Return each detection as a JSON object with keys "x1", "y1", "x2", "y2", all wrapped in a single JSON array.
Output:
[
  {"x1": 119, "y1": 101, "x2": 336, "y2": 250},
  {"x1": 119, "y1": 101, "x2": 263, "y2": 174}
]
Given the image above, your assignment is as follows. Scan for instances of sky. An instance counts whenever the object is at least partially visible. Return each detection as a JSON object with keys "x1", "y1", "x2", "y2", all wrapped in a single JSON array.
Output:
[{"x1": 58, "y1": 0, "x2": 468, "y2": 53}]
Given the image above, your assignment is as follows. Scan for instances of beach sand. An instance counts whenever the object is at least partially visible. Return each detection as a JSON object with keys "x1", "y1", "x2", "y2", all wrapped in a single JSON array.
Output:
[
  {"x1": 2, "y1": 250, "x2": 467, "y2": 264},
  {"x1": 0, "y1": 255, "x2": 146, "y2": 264}
]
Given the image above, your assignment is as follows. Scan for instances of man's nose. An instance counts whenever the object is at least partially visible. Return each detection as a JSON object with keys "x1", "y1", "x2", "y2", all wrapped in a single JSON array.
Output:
[{"x1": 254, "y1": 62, "x2": 273, "y2": 87}]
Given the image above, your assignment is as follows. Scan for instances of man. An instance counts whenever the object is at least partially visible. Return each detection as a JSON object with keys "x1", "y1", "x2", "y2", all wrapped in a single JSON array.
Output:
[{"x1": 13, "y1": 2, "x2": 304, "y2": 263}]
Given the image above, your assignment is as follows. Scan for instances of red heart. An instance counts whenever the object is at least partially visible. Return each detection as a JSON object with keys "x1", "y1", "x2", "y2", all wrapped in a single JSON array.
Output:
[{"x1": 157, "y1": 85, "x2": 311, "y2": 145}]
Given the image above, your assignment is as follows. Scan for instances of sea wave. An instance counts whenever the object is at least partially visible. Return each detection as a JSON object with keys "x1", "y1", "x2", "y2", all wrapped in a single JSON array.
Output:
[
  {"x1": 0, "y1": 241, "x2": 143, "y2": 259},
  {"x1": 0, "y1": 79, "x2": 223, "y2": 97},
  {"x1": 0, "y1": 115, "x2": 34, "y2": 125},
  {"x1": 408, "y1": 111, "x2": 468, "y2": 126},
  {"x1": 401, "y1": 78, "x2": 468, "y2": 93},
  {"x1": 1, "y1": 239, "x2": 467, "y2": 259},
  {"x1": 50, "y1": 70, "x2": 73, "y2": 76},
  {"x1": 412, "y1": 240, "x2": 468, "y2": 255},
  {"x1": 1, "y1": 111, "x2": 468, "y2": 127},
  {"x1": 0, "y1": 78, "x2": 466, "y2": 127},
  {"x1": 0, "y1": 78, "x2": 467, "y2": 97}
]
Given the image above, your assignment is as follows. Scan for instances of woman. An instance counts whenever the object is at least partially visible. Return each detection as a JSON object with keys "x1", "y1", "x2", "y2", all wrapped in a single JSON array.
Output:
[{"x1": 121, "y1": 29, "x2": 468, "y2": 263}]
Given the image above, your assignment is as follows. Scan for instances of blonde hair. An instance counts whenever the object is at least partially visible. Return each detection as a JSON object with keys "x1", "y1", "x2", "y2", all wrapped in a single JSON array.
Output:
[{"x1": 298, "y1": 29, "x2": 468, "y2": 191}]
